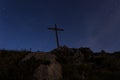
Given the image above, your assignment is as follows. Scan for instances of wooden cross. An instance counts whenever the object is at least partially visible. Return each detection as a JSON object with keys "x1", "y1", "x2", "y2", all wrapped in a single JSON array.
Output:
[{"x1": 48, "y1": 24, "x2": 64, "y2": 48}]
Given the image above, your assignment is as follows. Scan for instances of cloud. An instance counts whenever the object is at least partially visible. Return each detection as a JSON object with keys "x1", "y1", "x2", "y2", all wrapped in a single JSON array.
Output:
[{"x1": 82, "y1": 0, "x2": 120, "y2": 51}]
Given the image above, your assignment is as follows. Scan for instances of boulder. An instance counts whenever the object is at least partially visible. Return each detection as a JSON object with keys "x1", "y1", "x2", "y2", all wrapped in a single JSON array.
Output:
[{"x1": 21, "y1": 52, "x2": 62, "y2": 80}]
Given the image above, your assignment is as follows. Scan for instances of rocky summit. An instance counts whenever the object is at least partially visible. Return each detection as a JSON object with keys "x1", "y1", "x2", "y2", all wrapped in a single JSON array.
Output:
[{"x1": 0, "y1": 46, "x2": 120, "y2": 80}]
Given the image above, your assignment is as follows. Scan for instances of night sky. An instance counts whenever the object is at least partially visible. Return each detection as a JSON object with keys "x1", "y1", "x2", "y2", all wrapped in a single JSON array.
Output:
[{"x1": 0, "y1": 0, "x2": 120, "y2": 52}]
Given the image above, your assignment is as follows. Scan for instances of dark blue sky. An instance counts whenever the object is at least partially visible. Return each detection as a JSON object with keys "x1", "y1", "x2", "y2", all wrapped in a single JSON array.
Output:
[{"x1": 0, "y1": 0, "x2": 120, "y2": 52}]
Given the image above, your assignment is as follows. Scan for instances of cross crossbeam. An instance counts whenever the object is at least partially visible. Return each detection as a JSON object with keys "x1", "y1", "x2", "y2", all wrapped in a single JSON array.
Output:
[{"x1": 48, "y1": 24, "x2": 64, "y2": 48}]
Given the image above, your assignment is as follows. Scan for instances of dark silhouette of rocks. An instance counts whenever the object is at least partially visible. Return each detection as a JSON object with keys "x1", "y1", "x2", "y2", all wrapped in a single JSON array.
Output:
[{"x1": 0, "y1": 46, "x2": 120, "y2": 80}]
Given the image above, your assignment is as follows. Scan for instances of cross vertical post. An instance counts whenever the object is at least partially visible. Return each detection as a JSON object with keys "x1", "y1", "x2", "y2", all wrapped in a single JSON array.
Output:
[
  {"x1": 48, "y1": 24, "x2": 64, "y2": 48},
  {"x1": 55, "y1": 24, "x2": 59, "y2": 48}
]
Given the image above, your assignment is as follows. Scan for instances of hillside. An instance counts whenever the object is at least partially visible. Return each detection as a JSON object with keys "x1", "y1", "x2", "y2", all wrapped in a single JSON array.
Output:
[{"x1": 0, "y1": 46, "x2": 120, "y2": 80}]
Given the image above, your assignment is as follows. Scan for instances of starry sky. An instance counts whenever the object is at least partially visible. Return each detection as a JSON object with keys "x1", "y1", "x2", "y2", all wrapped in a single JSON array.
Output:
[{"x1": 0, "y1": 0, "x2": 120, "y2": 52}]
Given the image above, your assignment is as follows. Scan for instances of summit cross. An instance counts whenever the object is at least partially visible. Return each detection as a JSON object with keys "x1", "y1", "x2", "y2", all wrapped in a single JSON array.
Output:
[{"x1": 48, "y1": 24, "x2": 64, "y2": 48}]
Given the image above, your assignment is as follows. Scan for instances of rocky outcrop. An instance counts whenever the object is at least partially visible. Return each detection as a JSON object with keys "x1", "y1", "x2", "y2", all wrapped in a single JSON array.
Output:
[
  {"x1": 21, "y1": 52, "x2": 62, "y2": 80},
  {"x1": 1, "y1": 46, "x2": 118, "y2": 80}
]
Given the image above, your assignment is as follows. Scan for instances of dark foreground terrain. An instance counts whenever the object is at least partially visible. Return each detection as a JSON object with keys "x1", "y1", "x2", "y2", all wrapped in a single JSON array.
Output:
[{"x1": 0, "y1": 46, "x2": 120, "y2": 80}]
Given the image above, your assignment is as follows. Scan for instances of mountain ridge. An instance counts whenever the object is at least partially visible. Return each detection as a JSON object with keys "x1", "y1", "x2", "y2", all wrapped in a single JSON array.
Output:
[{"x1": 0, "y1": 46, "x2": 120, "y2": 80}]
